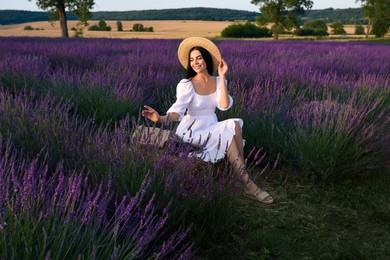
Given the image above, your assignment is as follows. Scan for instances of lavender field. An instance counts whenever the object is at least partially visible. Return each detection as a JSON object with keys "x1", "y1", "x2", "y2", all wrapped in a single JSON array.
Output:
[{"x1": 0, "y1": 37, "x2": 389, "y2": 258}]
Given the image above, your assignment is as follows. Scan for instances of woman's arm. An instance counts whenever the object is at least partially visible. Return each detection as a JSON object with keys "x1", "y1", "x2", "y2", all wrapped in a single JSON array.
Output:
[
  {"x1": 160, "y1": 112, "x2": 179, "y2": 125},
  {"x1": 142, "y1": 105, "x2": 179, "y2": 125},
  {"x1": 218, "y1": 59, "x2": 230, "y2": 109}
]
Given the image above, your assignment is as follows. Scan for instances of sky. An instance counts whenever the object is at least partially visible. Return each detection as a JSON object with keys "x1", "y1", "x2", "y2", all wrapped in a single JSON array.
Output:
[{"x1": 0, "y1": 0, "x2": 362, "y2": 12}]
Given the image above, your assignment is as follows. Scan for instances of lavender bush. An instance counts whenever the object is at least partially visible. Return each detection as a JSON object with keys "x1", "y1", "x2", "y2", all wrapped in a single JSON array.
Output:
[
  {"x1": 0, "y1": 139, "x2": 192, "y2": 259},
  {"x1": 218, "y1": 40, "x2": 389, "y2": 181},
  {"x1": 0, "y1": 37, "x2": 251, "y2": 254}
]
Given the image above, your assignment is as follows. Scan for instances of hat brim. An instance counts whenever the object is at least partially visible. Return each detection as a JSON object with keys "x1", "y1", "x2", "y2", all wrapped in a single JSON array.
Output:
[{"x1": 178, "y1": 37, "x2": 221, "y2": 73}]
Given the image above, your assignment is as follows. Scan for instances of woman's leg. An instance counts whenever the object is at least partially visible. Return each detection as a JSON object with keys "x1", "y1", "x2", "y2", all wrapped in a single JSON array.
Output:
[
  {"x1": 233, "y1": 121, "x2": 244, "y2": 161},
  {"x1": 227, "y1": 135, "x2": 247, "y2": 181},
  {"x1": 227, "y1": 123, "x2": 273, "y2": 203}
]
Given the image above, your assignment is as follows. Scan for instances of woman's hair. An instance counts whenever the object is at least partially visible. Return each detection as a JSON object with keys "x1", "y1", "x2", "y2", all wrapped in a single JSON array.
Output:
[{"x1": 186, "y1": 46, "x2": 214, "y2": 79}]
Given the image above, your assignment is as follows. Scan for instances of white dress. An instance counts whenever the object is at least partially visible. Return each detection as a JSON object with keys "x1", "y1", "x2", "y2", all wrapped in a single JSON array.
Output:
[{"x1": 167, "y1": 76, "x2": 243, "y2": 163}]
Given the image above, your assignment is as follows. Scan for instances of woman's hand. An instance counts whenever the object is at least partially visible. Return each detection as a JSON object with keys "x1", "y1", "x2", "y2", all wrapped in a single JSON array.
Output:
[
  {"x1": 218, "y1": 58, "x2": 228, "y2": 77},
  {"x1": 141, "y1": 105, "x2": 161, "y2": 123}
]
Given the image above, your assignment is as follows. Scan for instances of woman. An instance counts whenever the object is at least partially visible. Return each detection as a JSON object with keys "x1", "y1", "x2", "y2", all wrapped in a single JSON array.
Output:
[{"x1": 142, "y1": 37, "x2": 273, "y2": 204}]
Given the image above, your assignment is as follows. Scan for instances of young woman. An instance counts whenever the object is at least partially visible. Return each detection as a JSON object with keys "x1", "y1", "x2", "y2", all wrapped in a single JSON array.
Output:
[{"x1": 142, "y1": 37, "x2": 273, "y2": 204}]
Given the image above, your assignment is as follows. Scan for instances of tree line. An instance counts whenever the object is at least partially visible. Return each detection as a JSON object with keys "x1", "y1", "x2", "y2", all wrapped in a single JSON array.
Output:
[
  {"x1": 302, "y1": 8, "x2": 366, "y2": 25},
  {"x1": 0, "y1": 8, "x2": 258, "y2": 25},
  {"x1": 1, "y1": 7, "x2": 369, "y2": 26}
]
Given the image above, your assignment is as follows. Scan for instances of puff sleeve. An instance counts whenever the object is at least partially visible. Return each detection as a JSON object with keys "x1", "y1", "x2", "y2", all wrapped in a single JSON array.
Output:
[
  {"x1": 166, "y1": 79, "x2": 194, "y2": 121},
  {"x1": 216, "y1": 77, "x2": 233, "y2": 111}
]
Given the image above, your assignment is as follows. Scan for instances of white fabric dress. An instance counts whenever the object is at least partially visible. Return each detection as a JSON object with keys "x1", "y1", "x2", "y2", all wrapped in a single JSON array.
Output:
[{"x1": 167, "y1": 76, "x2": 243, "y2": 163}]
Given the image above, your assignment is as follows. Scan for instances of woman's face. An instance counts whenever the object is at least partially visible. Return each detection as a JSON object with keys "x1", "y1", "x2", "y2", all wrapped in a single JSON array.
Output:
[{"x1": 190, "y1": 49, "x2": 207, "y2": 74}]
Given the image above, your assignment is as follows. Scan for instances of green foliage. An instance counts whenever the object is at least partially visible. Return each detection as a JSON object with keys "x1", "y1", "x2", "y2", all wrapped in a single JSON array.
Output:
[
  {"x1": 302, "y1": 8, "x2": 366, "y2": 25},
  {"x1": 242, "y1": 112, "x2": 293, "y2": 162},
  {"x1": 221, "y1": 22, "x2": 271, "y2": 38},
  {"x1": 71, "y1": 22, "x2": 85, "y2": 37},
  {"x1": 98, "y1": 19, "x2": 110, "y2": 30},
  {"x1": 251, "y1": 0, "x2": 314, "y2": 39},
  {"x1": 0, "y1": 10, "x2": 51, "y2": 25},
  {"x1": 294, "y1": 28, "x2": 328, "y2": 36},
  {"x1": 233, "y1": 172, "x2": 390, "y2": 259},
  {"x1": 303, "y1": 19, "x2": 328, "y2": 31},
  {"x1": 270, "y1": 24, "x2": 286, "y2": 35},
  {"x1": 132, "y1": 23, "x2": 153, "y2": 32},
  {"x1": 363, "y1": 38, "x2": 390, "y2": 42},
  {"x1": 90, "y1": 7, "x2": 259, "y2": 21},
  {"x1": 0, "y1": 73, "x2": 139, "y2": 129},
  {"x1": 173, "y1": 190, "x2": 244, "y2": 255},
  {"x1": 21, "y1": 26, "x2": 43, "y2": 30},
  {"x1": 372, "y1": 18, "x2": 390, "y2": 38},
  {"x1": 88, "y1": 24, "x2": 99, "y2": 30},
  {"x1": 72, "y1": 86, "x2": 135, "y2": 125},
  {"x1": 1, "y1": 210, "x2": 126, "y2": 259},
  {"x1": 31, "y1": 0, "x2": 94, "y2": 23},
  {"x1": 133, "y1": 23, "x2": 144, "y2": 31},
  {"x1": 290, "y1": 128, "x2": 370, "y2": 182},
  {"x1": 88, "y1": 20, "x2": 111, "y2": 31},
  {"x1": 116, "y1": 20, "x2": 123, "y2": 31},
  {"x1": 0, "y1": 150, "x2": 189, "y2": 259},
  {"x1": 355, "y1": 24, "x2": 365, "y2": 34},
  {"x1": 23, "y1": 25, "x2": 34, "y2": 30},
  {"x1": 27, "y1": 0, "x2": 95, "y2": 37},
  {"x1": 358, "y1": 0, "x2": 390, "y2": 37},
  {"x1": 330, "y1": 21, "x2": 347, "y2": 34}
]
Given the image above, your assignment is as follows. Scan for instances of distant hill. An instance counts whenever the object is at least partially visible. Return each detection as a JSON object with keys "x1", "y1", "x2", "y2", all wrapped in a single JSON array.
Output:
[
  {"x1": 0, "y1": 10, "x2": 52, "y2": 25},
  {"x1": 0, "y1": 8, "x2": 258, "y2": 25},
  {"x1": 91, "y1": 8, "x2": 259, "y2": 21},
  {"x1": 0, "y1": 7, "x2": 366, "y2": 26},
  {"x1": 304, "y1": 8, "x2": 365, "y2": 24}
]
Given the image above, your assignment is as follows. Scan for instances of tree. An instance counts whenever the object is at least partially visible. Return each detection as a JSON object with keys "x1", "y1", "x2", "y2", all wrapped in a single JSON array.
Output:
[
  {"x1": 371, "y1": 0, "x2": 390, "y2": 38},
  {"x1": 221, "y1": 22, "x2": 272, "y2": 38},
  {"x1": 251, "y1": 0, "x2": 313, "y2": 40},
  {"x1": 24, "y1": 25, "x2": 34, "y2": 30},
  {"x1": 330, "y1": 21, "x2": 347, "y2": 34},
  {"x1": 358, "y1": 0, "x2": 375, "y2": 38},
  {"x1": 117, "y1": 21, "x2": 123, "y2": 31},
  {"x1": 356, "y1": 0, "x2": 390, "y2": 38},
  {"x1": 293, "y1": 28, "x2": 328, "y2": 36},
  {"x1": 28, "y1": 0, "x2": 94, "y2": 37},
  {"x1": 88, "y1": 20, "x2": 111, "y2": 31},
  {"x1": 355, "y1": 24, "x2": 365, "y2": 34},
  {"x1": 372, "y1": 18, "x2": 390, "y2": 37},
  {"x1": 98, "y1": 19, "x2": 111, "y2": 31},
  {"x1": 133, "y1": 23, "x2": 144, "y2": 32},
  {"x1": 303, "y1": 19, "x2": 328, "y2": 31},
  {"x1": 131, "y1": 23, "x2": 153, "y2": 32}
]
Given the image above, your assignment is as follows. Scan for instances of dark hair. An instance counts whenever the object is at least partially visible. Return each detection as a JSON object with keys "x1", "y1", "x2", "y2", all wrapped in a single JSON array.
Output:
[{"x1": 186, "y1": 46, "x2": 214, "y2": 79}]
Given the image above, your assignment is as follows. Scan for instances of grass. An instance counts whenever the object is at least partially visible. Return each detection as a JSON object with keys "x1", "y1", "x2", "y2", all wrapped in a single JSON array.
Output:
[
  {"x1": 359, "y1": 38, "x2": 390, "y2": 43},
  {"x1": 202, "y1": 170, "x2": 390, "y2": 259}
]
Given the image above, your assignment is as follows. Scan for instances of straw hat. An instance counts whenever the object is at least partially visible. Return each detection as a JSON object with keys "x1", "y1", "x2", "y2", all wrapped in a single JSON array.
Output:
[{"x1": 177, "y1": 37, "x2": 221, "y2": 72}]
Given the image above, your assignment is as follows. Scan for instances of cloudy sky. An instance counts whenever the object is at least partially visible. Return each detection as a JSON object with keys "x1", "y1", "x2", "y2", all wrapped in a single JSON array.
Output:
[{"x1": 0, "y1": 0, "x2": 361, "y2": 12}]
